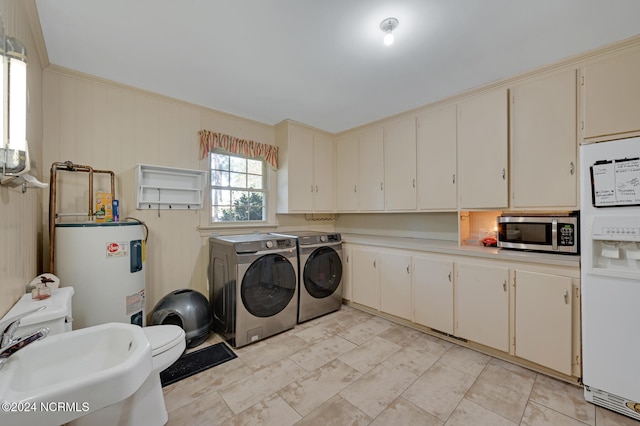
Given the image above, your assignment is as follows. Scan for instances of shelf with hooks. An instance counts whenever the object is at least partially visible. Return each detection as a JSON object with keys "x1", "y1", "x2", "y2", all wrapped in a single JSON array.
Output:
[{"x1": 135, "y1": 164, "x2": 206, "y2": 210}]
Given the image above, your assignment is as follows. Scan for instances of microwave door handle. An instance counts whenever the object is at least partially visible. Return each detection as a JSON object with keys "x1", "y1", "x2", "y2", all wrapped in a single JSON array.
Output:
[{"x1": 552, "y1": 219, "x2": 558, "y2": 251}]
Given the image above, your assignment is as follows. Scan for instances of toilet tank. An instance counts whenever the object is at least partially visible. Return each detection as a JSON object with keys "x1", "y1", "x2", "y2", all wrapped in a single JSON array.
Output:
[{"x1": 1, "y1": 287, "x2": 75, "y2": 335}]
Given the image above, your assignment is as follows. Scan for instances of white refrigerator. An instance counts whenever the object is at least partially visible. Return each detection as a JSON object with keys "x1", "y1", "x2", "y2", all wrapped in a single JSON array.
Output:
[
  {"x1": 54, "y1": 222, "x2": 147, "y2": 330},
  {"x1": 580, "y1": 137, "x2": 640, "y2": 420}
]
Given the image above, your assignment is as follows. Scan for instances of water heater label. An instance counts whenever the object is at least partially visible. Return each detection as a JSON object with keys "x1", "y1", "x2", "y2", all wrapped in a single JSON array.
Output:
[
  {"x1": 106, "y1": 242, "x2": 129, "y2": 258},
  {"x1": 126, "y1": 289, "x2": 145, "y2": 316}
]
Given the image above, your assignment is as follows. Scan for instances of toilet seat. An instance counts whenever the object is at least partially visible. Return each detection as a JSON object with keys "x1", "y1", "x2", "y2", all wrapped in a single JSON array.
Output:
[{"x1": 143, "y1": 325, "x2": 185, "y2": 357}]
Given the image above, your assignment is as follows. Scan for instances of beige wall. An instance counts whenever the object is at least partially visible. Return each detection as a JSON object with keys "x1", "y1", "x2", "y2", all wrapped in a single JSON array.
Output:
[
  {"x1": 335, "y1": 212, "x2": 458, "y2": 241},
  {"x1": 41, "y1": 68, "x2": 284, "y2": 312},
  {"x1": 0, "y1": 0, "x2": 44, "y2": 317}
]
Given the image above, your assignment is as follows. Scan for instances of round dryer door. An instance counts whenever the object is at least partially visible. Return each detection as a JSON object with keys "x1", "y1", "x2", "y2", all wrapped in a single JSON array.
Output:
[
  {"x1": 241, "y1": 254, "x2": 296, "y2": 317},
  {"x1": 303, "y1": 246, "x2": 342, "y2": 299}
]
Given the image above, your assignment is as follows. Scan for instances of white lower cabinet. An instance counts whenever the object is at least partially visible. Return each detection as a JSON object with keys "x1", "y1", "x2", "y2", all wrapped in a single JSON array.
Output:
[
  {"x1": 341, "y1": 245, "x2": 352, "y2": 302},
  {"x1": 514, "y1": 270, "x2": 574, "y2": 375},
  {"x1": 350, "y1": 245, "x2": 412, "y2": 319},
  {"x1": 345, "y1": 241, "x2": 580, "y2": 378},
  {"x1": 412, "y1": 255, "x2": 454, "y2": 335},
  {"x1": 379, "y1": 249, "x2": 412, "y2": 320},
  {"x1": 455, "y1": 262, "x2": 510, "y2": 353},
  {"x1": 350, "y1": 246, "x2": 380, "y2": 310}
]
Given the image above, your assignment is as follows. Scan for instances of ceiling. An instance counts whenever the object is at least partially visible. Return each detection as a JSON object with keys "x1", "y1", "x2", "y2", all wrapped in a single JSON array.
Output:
[{"x1": 34, "y1": 0, "x2": 640, "y2": 134}]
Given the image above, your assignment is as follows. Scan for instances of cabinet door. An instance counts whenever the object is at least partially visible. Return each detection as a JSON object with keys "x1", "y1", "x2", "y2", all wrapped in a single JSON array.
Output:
[
  {"x1": 379, "y1": 250, "x2": 412, "y2": 320},
  {"x1": 351, "y1": 246, "x2": 380, "y2": 310},
  {"x1": 583, "y1": 49, "x2": 640, "y2": 139},
  {"x1": 413, "y1": 256, "x2": 454, "y2": 334},
  {"x1": 384, "y1": 117, "x2": 417, "y2": 210},
  {"x1": 511, "y1": 70, "x2": 577, "y2": 209},
  {"x1": 288, "y1": 125, "x2": 315, "y2": 211},
  {"x1": 455, "y1": 262, "x2": 509, "y2": 352},
  {"x1": 416, "y1": 105, "x2": 457, "y2": 210},
  {"x1": 312, "y1": 132, "x2": 335, "y2": 211},
  {"x1": 457, "y1": 88, "x2": 509, "y2": 209},
  {"x1": 358, "y1": 127, "x2": 385, "y2": 211},
  {"x1": 515, "y1": 270, "x2": 573, "y2": 375},
  {"x1": 341, "y1": 245, "x2": 352, "y2": 301},
  {"x1": 336, "y1": 135, "x2": 359, "y2": 211}
]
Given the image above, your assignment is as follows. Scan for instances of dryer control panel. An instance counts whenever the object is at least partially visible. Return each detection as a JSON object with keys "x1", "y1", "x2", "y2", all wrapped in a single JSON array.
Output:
[
  {"x1": 275, "y1": 239, "x2": 294, "y2": 249},
  {"x1": 298, "y1": 233, "x2": 342, "y2": 245}
]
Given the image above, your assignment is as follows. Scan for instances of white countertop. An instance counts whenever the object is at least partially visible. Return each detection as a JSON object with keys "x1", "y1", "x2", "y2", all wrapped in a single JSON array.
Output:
[{"x1": 341, "y1": 233, "x2": 580, "y2": 268}]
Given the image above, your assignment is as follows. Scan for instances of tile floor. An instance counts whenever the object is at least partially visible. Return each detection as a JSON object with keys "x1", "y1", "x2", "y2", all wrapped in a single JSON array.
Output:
[{"x1": 162, "y1": 305, "x2": 637, "y2": 425}]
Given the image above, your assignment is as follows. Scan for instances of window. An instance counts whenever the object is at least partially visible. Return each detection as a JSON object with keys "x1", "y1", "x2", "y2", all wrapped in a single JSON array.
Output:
[{"x1": 210, "y1": 151, "x2": 267, "y2": 223}]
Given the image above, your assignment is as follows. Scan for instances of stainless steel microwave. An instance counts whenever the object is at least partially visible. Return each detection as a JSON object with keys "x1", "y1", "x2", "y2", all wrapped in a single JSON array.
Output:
[{"x1": 497, "y1": 213, "x2": 579, "y2": 254}]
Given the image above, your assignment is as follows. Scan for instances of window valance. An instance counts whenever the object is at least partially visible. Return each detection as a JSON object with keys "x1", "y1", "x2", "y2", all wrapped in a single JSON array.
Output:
[{"x1": 199, "y1": 130, "x2": 278, "y2": 170}]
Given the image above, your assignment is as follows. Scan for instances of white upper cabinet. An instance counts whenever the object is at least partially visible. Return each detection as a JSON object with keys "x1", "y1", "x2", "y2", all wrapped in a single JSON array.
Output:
[
  {"x1": 384, "y1": 116, "x2": 417, "y2": 210},
  {"x1": 583, "y1": 48, "x2": 640, "y2": 139},
  {"x1": 416, "y1": 105, "x2": 457, "y2": 211},
  {"x1": 457, "y1": 88, "x2": 509, "y2": 209},
  {"x1": 284, "y1": 124, "x2": 314, "y2": 212},
  {"x1": 312, "y1": 132, "x2": 335, "y2": 211},
  {"x1": 358, "y1": 127, "x2": 385, "y2": 211},
  {"x1": 276, "y1": 121, "x2": 335, "y2": 213},
  {"x1": 510, "y1": 70, "x2": 577, "y2": 209},
  {"x1": 335, "y1": 128, "x2": 385, "y2": 212},
  {"x1": 335, "y1": 134, "x2": 359, "y2": 211}
]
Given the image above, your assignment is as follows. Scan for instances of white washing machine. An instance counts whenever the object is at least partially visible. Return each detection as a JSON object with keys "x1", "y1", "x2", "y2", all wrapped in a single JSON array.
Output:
[
  {"x1": 208, "y1": 234, "x2": 298, "y2": 348},
  {"x1": 271, "y1": 231, "x2": 343, "y2": 323}
]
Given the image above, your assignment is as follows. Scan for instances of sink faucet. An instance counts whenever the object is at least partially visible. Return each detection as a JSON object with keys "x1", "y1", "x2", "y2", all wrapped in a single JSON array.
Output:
[{"x1": 0, "y1": 306, "x2": 50, "y2": 370}]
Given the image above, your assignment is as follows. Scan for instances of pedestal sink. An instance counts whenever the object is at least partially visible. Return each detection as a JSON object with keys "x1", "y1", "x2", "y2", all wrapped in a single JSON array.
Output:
[{"x1": 0, "y1": 322, "x2": 152, "y2": 426}]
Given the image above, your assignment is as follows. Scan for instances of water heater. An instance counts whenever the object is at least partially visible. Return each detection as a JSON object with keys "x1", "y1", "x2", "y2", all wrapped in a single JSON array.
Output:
[{"x1": 54, "y1": 222, "x2": 146, "y2": 329}]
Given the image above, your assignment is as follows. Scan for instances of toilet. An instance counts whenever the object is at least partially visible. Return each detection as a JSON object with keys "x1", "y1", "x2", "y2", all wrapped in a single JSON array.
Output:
[
  {"x1": 144, "y1": 324, "x2": 187, "y2": 374},
  {"x1": 70, "y1": 324, "x2": 186, "y2": 426},
  {"x1": 2, "y1": 287, "x2": 186, "y2": 426},
  {"x1": 1, "y1": 287, "x2": 75, "y2": 335}
]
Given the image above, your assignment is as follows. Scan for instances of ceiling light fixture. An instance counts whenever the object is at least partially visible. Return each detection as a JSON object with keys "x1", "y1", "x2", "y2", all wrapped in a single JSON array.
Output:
[{"x1": 380, "y1": 17, "x2": 399, "y2": 46}]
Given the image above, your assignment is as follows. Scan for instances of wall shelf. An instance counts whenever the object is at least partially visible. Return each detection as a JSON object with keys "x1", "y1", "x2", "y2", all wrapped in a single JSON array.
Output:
[{"x1": 135, "y1": 164, "x2": 206, "y2": 210}]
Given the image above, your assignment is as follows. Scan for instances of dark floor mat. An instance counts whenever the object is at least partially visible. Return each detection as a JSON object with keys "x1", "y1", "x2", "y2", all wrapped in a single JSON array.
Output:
[{"x1": 160, "y1": 342, "x2": 237, "y2": 387}]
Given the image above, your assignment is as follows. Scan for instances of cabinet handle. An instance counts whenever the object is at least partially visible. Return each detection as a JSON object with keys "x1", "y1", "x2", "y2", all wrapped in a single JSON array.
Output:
[
  {"x1": 452, "y1": 174, "x2": 456, "y2": 184},
  {"x1": 373, "y1": 260, "x2": 376, "y2": 268},
  {"x1": 569, "y1": 162, "x2": 575, "y2": 176},
  {"x1": 564, "y1": 289, "x2": 569, "y2": 304},
  {"x1": 502, "y1": 168, "x2": 506, "y2": 180},
  {"x1": 354, "y1": 185, "x2": 357, "y2": 193},
  {"x1": 380, "y1": 182, "x2": 383, "y2": 191},
  {"x1": 412, "y1": 178, "x2": 416, "y2": 188},
  {"x1": 503, "y1": 280, "x2": 507, "y2": 292},
  {"x1": 310, "y1": 184, "x2": 314, "y2": 192},
  {"x1": 406, "y1": 265, "x2": 410, "y2": 274},
  {"x1": 448, "y1": 272, "x2": 452, "y2": 282},
  {"x1": 346, "y1": 255, "x2": 349, "y2": 263}
]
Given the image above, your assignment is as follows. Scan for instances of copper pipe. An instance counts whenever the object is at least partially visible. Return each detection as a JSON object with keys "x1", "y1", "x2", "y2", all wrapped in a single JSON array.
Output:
[
  {"x1": 48, "y1": 162, "x2": 115, "y2": 273},
  {"x1": 93, "y1": 169, "x2": 116, "y2": 200}
]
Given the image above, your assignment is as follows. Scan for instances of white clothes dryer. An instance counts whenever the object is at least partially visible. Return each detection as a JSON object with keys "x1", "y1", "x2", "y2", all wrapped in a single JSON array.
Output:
[
  {"x1": 209, "y1": 234, "x2": 298, "y2": 348},
  {"x1": 271, "y1": 231, "x2": 343, "y2": 323}
]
